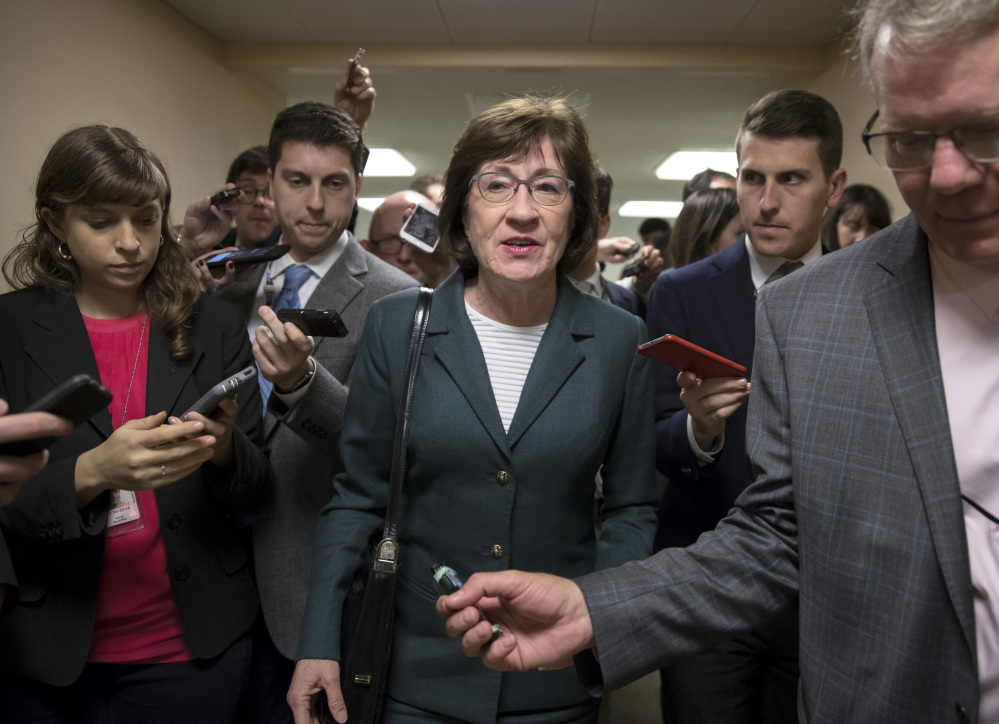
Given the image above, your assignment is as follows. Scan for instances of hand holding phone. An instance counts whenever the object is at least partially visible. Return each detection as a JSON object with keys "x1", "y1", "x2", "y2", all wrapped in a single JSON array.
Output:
[
  {"x1": 0, "y1": 375, "x2": 111, "y2": 456},
  {"x1": 181, "y1": 367, "x2": 257, "y2": 422}
]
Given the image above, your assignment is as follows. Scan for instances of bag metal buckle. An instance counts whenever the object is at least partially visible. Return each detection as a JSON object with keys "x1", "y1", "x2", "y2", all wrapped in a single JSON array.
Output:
[{"x1": 373, "y1": 539, "x2": 398, "y2": 573}]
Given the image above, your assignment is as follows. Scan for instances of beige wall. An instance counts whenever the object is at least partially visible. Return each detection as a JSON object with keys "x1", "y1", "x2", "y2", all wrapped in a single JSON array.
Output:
[
  {"x1": 0, "y1": 0, "x2": 282, "y2": 269},
  {"x1": 808, "y1": 45, "x2": 909, "y2": 222}
]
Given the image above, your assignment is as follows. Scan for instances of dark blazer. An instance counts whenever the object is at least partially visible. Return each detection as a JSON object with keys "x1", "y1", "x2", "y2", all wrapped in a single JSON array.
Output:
[
  {"x1": 297, "y1": 271, "x2": 658, "y2": 724},
  {"x1": 605, "y1": 277, "x2": 646, "y2": 319},
  {"x1": 578, "y1": 216, "x2": 980, "y2": 722},
  {"x1": 0, "y1": 290, "x2": 270, "y2": 686},
  {"x1": 646, "y1": 239, "x2": 756, "y2": 549},
  {"x1": 219, "y1": 234, "x2": 419, "y2": 658}
]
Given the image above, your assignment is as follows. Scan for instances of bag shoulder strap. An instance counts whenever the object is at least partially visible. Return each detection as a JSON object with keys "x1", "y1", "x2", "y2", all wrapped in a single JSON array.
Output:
[{"x1": 382, "y1": 287, "x2": 433, "y2": 542}]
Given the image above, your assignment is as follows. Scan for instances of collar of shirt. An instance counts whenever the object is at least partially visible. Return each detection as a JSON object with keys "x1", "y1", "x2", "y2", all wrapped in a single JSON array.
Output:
[
  {"x1": 569, "y1": 266, "x2": 606, "y2": 299},
  {"x1": 745, "y1": 235, "x2": 823, "y2": 291},
  {"x1": 928, "y1": 241, "x2": 999, "y2": 322},
  {"x1": 268, "y1": 230, "x2": 348, "y2": 285}
]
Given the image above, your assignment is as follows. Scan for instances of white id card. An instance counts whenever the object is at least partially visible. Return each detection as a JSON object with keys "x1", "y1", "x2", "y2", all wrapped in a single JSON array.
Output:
[{"x1": 107, "y1": 490, "x2": 145, "y2": 537}]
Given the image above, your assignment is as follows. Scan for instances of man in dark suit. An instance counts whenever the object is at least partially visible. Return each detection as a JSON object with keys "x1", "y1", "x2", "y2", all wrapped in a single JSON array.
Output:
[
  {"x1": 219, "y1": 102, "x2": 418, "y2": 723},
  {"x1": 567, "y1": 166, "x2": 662, "y2": 318},
  {"x1": 647, "y1": 89, "x2": 845, "y2": 723},
  {"x1": 441, "y1": 0, "x2": 999, "y2": 720}
]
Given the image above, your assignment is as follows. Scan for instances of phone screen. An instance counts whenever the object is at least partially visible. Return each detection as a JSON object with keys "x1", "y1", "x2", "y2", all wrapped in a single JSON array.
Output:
[{"x1": 400, "y1": 203, "x2": 440, "y2": 253}]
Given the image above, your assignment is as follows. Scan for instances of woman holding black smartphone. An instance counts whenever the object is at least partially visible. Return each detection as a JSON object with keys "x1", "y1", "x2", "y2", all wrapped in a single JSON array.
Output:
[{"x1": 0, "y1": 125, "x2": 271, "y2": 722}]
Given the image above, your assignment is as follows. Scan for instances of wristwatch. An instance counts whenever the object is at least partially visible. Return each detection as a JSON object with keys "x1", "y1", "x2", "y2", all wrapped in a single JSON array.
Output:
[{"x1": 275, "y1": 357, "x2": 316, "y2": 394}]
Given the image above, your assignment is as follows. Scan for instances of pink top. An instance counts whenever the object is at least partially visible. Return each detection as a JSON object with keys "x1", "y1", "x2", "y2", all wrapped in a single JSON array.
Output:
[
  {"x1": 930, "y1": 244, "x2": 999, "y2": 718},
  {"x1": 83, "y1": 311, "x2": 193, "y2": 664}
]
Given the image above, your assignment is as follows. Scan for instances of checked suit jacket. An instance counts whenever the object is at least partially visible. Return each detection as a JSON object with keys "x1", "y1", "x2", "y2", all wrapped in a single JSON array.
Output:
[
  {"x1": 578, "y1": 215, "x2": 981, "y2": 723},
  {"x1": 218, "y1": 234, "x2": 418, "y2": 658}
]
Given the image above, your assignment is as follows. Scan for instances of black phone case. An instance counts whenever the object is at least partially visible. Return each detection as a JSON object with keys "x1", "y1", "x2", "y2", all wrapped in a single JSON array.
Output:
[
  {"x1": 276, "y1": 309, "x2": 349, "y2": 338},
  {"x1": 0, "y1": 374, "x2": 112, "y2": 456}
]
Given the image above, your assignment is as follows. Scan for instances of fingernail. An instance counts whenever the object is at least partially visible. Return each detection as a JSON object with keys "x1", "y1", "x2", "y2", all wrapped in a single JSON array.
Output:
[{"x1": 198, "y1": 260, "x2": 205, "y2": 266}]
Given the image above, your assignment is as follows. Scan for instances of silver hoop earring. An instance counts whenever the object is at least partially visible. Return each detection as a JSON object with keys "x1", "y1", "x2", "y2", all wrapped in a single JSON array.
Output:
[
  {"x1": 58, "y1": 243, "x2": 72, "y2": 260},
  {"x1": 159, "y1": 234, "x2": 164, "y2": 247}
]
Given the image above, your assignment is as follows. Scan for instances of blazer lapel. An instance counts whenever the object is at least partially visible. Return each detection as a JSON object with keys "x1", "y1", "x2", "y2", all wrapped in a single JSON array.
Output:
[
  {"x1": 864, "y1": 221, "x2": 975, "y2": 655},
  {"x1": 506, "y1": 277, "x2": 590, "y2": 448},
  {"x1": 304, "y1": 235, "x2": 365, "y2": 358},
  {"x1": 145, "y1": 324, "x2": 201, "y2": 418},
  {"x1": 708, "y1": 241, "x2": 757, "y2": 373},
  {"x1": 427, "y1": 273, "x2": 511, "y2": 456},
  {"x1": 24, "y1": 294, "x2": 113, "y2": 439}
]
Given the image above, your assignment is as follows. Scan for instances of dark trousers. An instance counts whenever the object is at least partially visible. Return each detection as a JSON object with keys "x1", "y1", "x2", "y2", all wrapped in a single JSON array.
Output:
[
  {"x1": 0, "y1": 633, "x2": 251, "y2": 724},
  {"x1": 660, "y1": 609, "x2": 799, "y2": 724},
  {"x1": 233, "y1": 616, "x2": 295, "y2": 724}
]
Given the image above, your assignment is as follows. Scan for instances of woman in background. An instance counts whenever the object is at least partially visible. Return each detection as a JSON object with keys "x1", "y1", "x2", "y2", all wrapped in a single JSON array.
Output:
[
  {"x1": 0, "y1": 125, "x2": 270, "y2": 723},
  {"x1": 666, "y1": 187, "x2": 743, "y2": 269},
  {"x1": 822, "y1": 183, "x2": 891, "y2": 250}
]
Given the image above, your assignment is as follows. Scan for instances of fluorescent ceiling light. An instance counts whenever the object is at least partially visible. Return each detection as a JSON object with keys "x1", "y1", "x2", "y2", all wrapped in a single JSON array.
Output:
[
  {"x1": 619, "y1": 201, "x2": 685, "y2": 219},
  {"x1": 364, "y1": 149, "x2": 416, "y2": 177},
  {"x1": 357, "y1": 197, "x2": 385, "y2": 212},
  {"x1": 655, "y1": 151, "x2": 737, "y2": 180}
]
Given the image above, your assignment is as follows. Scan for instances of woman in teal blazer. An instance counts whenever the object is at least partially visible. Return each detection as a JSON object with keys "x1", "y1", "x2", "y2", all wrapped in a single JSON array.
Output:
[{"x1": 292, "y1": 95, "x2": 657, "y2": 724}]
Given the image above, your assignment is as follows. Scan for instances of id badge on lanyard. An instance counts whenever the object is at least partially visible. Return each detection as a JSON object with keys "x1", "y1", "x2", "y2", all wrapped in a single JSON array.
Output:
[{"x1": 107, "y1": 489, "x2": 145, "y2": 537}]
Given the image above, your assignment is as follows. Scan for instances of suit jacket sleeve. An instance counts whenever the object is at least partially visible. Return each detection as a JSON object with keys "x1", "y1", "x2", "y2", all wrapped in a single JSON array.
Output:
[
  {"x1": 296, "y1": 294, "x2": 404, "y2": 660},
  {"x1": 592, "y1": 315, "x2": 657, "y2": 569},
  {"x1": 575, "y1": 286, "x2": 798, "y2": 692},
  {"x1": 0, "y1": 531, "x2": 16, "y2": 614},
  {"x1": 646, "y1": 273, "x2": 708, "y2": 481}
]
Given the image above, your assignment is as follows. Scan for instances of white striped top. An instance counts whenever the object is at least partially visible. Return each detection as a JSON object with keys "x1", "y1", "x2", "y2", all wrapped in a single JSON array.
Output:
[{"x1": 465, "y1": 301, "x2": 547, "y2": 433}]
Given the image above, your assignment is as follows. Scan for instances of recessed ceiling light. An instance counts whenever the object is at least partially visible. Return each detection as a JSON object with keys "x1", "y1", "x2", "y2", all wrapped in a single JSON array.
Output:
[
  {"x1": 364, "y1": 149, "x2": 416, "y2": 177},
  {"x1": 618, "y1": 201, "x2": 685, "y2": 219},
  {"x1": 357, "y1": 197, "x2": 386, "y2": 212},
  {"x1": 655, "y1": 151, "x2": 738, "y2": 180}
]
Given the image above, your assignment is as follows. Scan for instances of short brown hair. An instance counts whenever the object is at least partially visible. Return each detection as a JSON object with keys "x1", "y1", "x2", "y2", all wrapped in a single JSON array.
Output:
[
  {"x1": 735, "y1": 90, "x2": 843, "y2": 179},
  {"x1": 268, "y1": 102, "x2": 364, "y2": 177},
  {"x1": 438, "y1": 95, "x2": 597, "y2": 275}
]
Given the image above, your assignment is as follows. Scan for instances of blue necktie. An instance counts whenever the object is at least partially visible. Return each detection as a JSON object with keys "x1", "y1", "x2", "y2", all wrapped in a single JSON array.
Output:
[{"x1": 259, "y1": 264, "x2": 312, "y2": 411}]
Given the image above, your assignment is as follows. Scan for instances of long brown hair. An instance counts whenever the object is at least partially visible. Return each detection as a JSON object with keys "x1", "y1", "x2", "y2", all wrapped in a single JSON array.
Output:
[
  {"x1": 2, "y1": 125, "x2": 199, "y2": 361},
  {"x1": 667, "y1": 188, "x2": 740, "y2": 269}
]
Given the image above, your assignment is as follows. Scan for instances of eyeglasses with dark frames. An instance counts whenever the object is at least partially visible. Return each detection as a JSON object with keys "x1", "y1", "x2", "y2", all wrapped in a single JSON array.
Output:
[
  {"x1": 861, "y1": 109, "x2": 999, "y2": 170},
  {"x1": 234, "y1": 184, "x2": 273, "y2": 204},
  {"x1": 368, "y1": 234, "x2": 405, "y2": 254},
  {"x1": 469, "y1": 172, "x2": 575, "y2": 206}
]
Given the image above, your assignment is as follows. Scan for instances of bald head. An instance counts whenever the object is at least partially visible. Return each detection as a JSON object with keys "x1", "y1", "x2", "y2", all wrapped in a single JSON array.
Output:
[{"x1": 361, "y1": 190, "x2": 434, "y2": 280}]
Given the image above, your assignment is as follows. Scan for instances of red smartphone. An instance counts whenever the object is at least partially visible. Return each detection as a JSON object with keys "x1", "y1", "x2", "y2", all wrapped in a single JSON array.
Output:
[{"x1": 638, "y1": 334, "x2": 747, "y2": 379}]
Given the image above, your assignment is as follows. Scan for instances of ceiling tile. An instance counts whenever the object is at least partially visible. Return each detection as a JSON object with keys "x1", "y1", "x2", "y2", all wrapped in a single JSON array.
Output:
[
  {"x1": 278, "y1": 0, "x2": 451, "y2": 42},
  {"x1": 438, "y1": 0, "x2": 596, "y2": 43}
]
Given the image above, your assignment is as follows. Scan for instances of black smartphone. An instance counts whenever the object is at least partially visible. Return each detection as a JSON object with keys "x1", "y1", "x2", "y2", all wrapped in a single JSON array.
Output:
[
  {"x1": 204, "y1": 244, "x2": 290, "y2": 269},
  {"x1": 276, "y1": 308, "x2": 348, "y2": 338},
  {"x1": 180, "y1": 367, "x2": 257, "y2": 422},
  {"x1": 210, "y1": 187, "x2": 241, "y2": 206},
  {"x1": 346, "y1": 47, "x2": 365, "y2": 88},
  {"x1": 619, "y1": 253, "x2": 646, "y2": 278},
  {"x1": 0, "y1": 374, "x2": 112, "y2": 456}
]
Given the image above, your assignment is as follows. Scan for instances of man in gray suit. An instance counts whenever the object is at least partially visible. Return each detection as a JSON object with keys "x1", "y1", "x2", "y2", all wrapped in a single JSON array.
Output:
[
  {"x1": 439, "y1": 0, "x2": 999, "y2": 720},
  {"x1": 219, "y1": 102, "x2": 418, "y2": 722}
]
